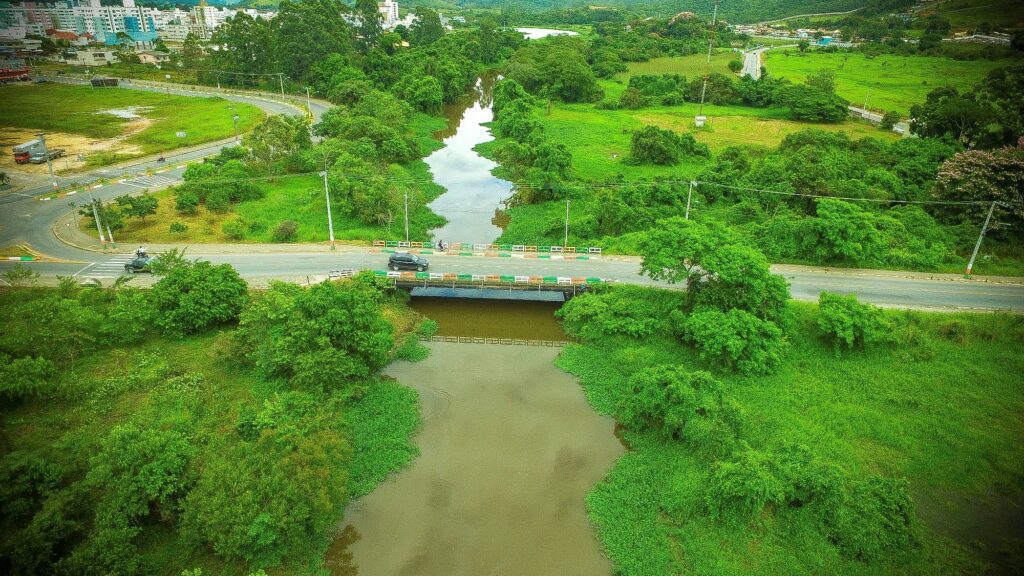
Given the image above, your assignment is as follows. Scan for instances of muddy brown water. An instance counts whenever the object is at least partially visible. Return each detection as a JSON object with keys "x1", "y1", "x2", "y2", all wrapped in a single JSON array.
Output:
[
  {"x1": 326, "y1": 339, "x2": 623, "y2": 576},
  {"x1": 409, "y1": 297, "x2": 569, "y2": 341}
]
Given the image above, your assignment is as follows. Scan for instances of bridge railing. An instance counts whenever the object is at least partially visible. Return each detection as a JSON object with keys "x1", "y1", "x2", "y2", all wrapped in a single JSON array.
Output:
[
  {"x1": 418, "y1": 335, "x2": 568, "y2": 347},
  {"x1": 373, "y1": 270, "x2": 608, "y2": 287}
]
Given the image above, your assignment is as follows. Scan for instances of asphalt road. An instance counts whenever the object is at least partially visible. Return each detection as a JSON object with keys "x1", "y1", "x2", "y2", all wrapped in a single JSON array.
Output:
[
  {"x1": 2, "y1": 250, "x2": 1022, "y2": 312},
  {"x1": 1, "y1": 78, "x2": 1021, "y2": 312}
]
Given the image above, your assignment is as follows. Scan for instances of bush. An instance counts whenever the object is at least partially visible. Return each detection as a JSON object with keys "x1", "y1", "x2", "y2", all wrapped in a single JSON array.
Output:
[
  {"x1": 222, "y1": 220, "x2": 245, "y2": 241},
  {"x1": 175, "y1": 189, "x2": 200, "y2": 214},
  {"x1": 0, "y1": 354, "x2": 56, "y2": 399},
  {"x1": 627, "y1": 126, "x2": 710, "y2": 165},
  {"x1": 728, "y1": 59, "x2": 743, "y2": 73},
  {"x1": 680, "y1": 308, "x2": 787, "y2": 375},
  {"x1": 205, "y1": 189, "x2": 231, "y2": 214},
  {"x1": 880, "y1": 110, "x2": 901, "y2": 130},
  {"x1": 705, "y1": 443, "x2": 786, "y2": 523},
  {"x1": 817, "y1": 292, "x2": 890, "y2": 351},
  {"x1": 169, "y1": 222, "x2": 188, "y2": 235},
  {"x1": 272, "y1": 220, "x2": 298, "y2": 243},
  {"x1": 616, "y1": 365, "x2": 741, "y2": 453},
  {"x1": 827, "y1": 476, "x2": 919, "y2": 561},
  {"x1": 556, "y1": 285, "x2": 684, "y2": 340},
  {"x1": 618, "y1": 87, "x2": 650, "y2": 109},
  {"x1": 394, "y1": 334, "x2": 430, "y2": 362},
  {"x1": 149, "y1": 260, "x2": 249, "y2": 336}
]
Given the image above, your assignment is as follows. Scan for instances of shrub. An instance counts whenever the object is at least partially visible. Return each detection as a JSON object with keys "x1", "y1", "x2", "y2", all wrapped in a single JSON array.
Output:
[
  {"x1": 205, "y1": 189, "x2": 231, "y2": 214},
  {"x1": 272, "y1": 220, "x2": 298, "y2": 243},
  {"x1": 0, "y1": 354, "x2": 56, "y2": 399},
  {"x1": 728, "y1": 59, "x2": 743, "y2": 73},
  {"x1": 817, "y1": 292, "x2": 890, "y2": 351},
  {"x1": 616, "y1": 365, "x2": 742, "y2": 454},
  {"x1": 880, "y1": 110, "x2": 901, "y2": 130},
  {"x1": 827, "y1": 476, "x2": 919, "y2": 561},
  {"x1": 705, "y1": 443, "x2": 786, "y2": 523},
  {"x1": 556, "y1": 285, "x2": 683, "y2": 340},
  {"x1": 416, "y1": 319, "x2": 439, "y2": 339},
  {"x1": 169, "y1": 222, "x2": 188, "y2": 235},
  {"x1": 627, "y1": 126, "x2": 710, "y2": 165},
  {"x1": 222, "y1": 219, "x2": 245, "y2": 241},
  {"x1": 618, "y1": 87, "x2": 650, "y2": 109},
  {"x1": 174, "y1": 189, "x2": 200, "y2": 214},
  {"x1": 681, "y1": 308, "x2": 787, "y2": 375},
  {"x1": 394, "y1": 334, "x2": 430, "y2": 362},
  {"x1": 149, "y1": 260, "x2": 248, "y2": 336}
]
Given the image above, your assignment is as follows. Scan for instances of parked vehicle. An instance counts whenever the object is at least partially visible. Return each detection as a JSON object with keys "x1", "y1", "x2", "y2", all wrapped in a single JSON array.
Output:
[
  {"x1": 388, "y1": 252, "x2": 429, "y2": 271},
  {"x1": 124, "y1": 256, "x2": 152, "y2": 274},
  {"x1": 12, "y1": 140, "x2": 42, "y2": 164},
  {"x1": 28, "y1": 148, "x2": 64, "y2": 164}
]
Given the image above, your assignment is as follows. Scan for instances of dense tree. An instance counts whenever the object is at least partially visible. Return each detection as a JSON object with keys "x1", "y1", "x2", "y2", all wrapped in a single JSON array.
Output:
[
  {"x1": 275, "y1": 0, "x2": 353, "y2": 80},
  {"x1": 114, "y1": 193, "x2": 158, "y2": 222},
  {"x1": 354, "y1": 0, "x2": 383, "y2": 52},
  {"x1": 0, "y1": 354, "x2": 56, "y2": 399},
  {"x1": 679, "y1": 308, "x2": 788, "y2": 375},
  {"x1": 909, "y1": 87, "x2": 995, "y2": 148},
  {"x1": 243, "y1": 115, "x2": 310, "y2": 170},
  {"x1": 409, "y1": 7, "x2": 444, "y2": 46},
  {"x1": 933, "y1": 138, "x2": 1024, "y2": 229},
  {"x1": 207, "y1": 13, "x2": 276, "y2": 84},
  {"x1": 781, "y1": 84, "x2": 849, "y2": 122},
  {"x1": 505, "y1": 37, "x2": 603, "y2": 103}
]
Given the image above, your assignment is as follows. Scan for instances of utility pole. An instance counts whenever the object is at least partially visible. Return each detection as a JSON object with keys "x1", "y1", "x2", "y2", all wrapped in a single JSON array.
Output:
[
  {"x1": 965, "y1": 201, "x2": 997, "y2": 277},
  {"x1": 278, "y1": 73, "x2": 284, "y2": 97},
  {"x1": 305, "y1": 86, "x2": 312, "y2": 116},
  {"x1": 230, "y1": 105, "x2": 239, "y2": 143},
  {"x1": 87, "y1": 193, "x2": 106, "y2": 244},
  {"x1": 696, "y1": 0, "x2": 720, "y2": 123},
  {"x1": 320, "y1": 166, "x2": 335, "y2": 249},
  {"x1": 685, "y1": 181, "x2": 695, "y2": 220},
  {"x1": 563, "y1": 194, "x2": 570, "y2": 247},
  {"x1": 403, "y1": 190, "x2": 410, "y2": 242},
  {"x1": 36, "y1": 133, "x2": 57, "y2": 190}
]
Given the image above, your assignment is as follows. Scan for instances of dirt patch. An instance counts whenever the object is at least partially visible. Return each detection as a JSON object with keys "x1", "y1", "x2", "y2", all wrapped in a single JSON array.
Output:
[{"x1": 0, "y1": 123, "x2": 147, "y2": 176}]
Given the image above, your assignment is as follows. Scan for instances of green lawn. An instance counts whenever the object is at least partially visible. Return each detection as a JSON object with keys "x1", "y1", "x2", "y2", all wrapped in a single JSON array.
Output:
[
  {"x1": 0, "y1": 83, "x2": 263, "y2": 158},
  {"x1": 923, "y1": 0, "x2": 1024, "y2": 29},
  {"x1": 763, "y1": 50, "x2": 1016, "y2": 114},
  {"x1": 558, "y1": 292, "x2": 1024, "y2": 576},
  {"x1": 532, "y1": 101, "x2": 896, "y2": 182}
]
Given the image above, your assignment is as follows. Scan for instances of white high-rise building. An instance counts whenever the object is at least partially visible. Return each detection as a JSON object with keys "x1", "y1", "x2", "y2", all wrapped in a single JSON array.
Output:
[{"x1": 378, "y1": 0, "x2": 398, "y2": 28}]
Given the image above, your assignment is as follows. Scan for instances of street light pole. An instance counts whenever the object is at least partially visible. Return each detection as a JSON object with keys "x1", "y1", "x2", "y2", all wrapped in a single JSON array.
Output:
[
  {"x1": 231, "y1": 105, "x2": 239, "y2": 143},
  {"x1": 965, "y1": 201, "x2": 998, "y2": 277},
  {"x1": 278, "y1": 73, "x2": 284, "y2": 97},
  {"x1": 685, "y1": 181, "x2": 695, "y2": 220},
  {"x1": 87, "y1": 193, "x2": 106, "y2": 244},
  {"x1": 563, "y1": 194, "x2": 570, "y2": 247},
  {"x1": 36, "y1": 132, "x2": 57, "y2": 190},
  {"x1": 305, "y1": 86, "x2": 311, "y2": 116},
  {"x1": 320, "y1": 166, "x2": 335, "y2": 250},
  {"x1": 404, "y1": 190, "x2": 410, "y2": 242}
]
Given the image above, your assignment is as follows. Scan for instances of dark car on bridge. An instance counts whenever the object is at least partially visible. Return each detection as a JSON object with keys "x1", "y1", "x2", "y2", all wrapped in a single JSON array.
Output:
[
  {"x1": 124, "y1": 256, "x2": 152, "y2": 274},
  {"x1": 388, "y1": 252, "x2": 429, "y2": 271}
]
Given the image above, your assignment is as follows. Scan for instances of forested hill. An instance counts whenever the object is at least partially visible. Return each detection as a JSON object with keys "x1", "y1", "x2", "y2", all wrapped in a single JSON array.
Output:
[{"x1": 417, "y1": 0, "x2": 871, "y2": 23}]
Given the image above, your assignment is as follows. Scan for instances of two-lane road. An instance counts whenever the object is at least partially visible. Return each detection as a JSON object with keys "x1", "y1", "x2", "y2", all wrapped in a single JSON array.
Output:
[{"x1": 2, "y1": 251, "x2": 1021, "y2": 312}]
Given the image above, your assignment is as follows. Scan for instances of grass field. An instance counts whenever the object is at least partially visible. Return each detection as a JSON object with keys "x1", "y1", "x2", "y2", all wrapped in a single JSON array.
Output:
[
  {"x1": 558, "y1": 291, "x2": 1024, "y2": 576},
  {"x1": 0, "y1": 83, "x2": 263, "y2": 160},
  {"x1": 920, "y1": 0, "x2": 1024, "y2": 29},
  {"x1": 763, "y1": 50, "x2": 1016, "y2": 114},
  {"x1": 531, "y1": 101, "x2": 896, "y2": 182}
]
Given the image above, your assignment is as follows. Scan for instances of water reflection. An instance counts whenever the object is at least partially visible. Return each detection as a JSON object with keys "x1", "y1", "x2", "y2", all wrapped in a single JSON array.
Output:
[{"x1": 425, "y1": 73, "x2": 513, "y2": 245}]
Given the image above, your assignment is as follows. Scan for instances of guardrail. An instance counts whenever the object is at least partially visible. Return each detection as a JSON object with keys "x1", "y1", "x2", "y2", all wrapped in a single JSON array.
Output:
[
  {"x1": 372, "y1": 240, "x2": 602, "y2": 259},
  {"x1": 373, "y1": 270, "x2": 609, "y2": 288}
]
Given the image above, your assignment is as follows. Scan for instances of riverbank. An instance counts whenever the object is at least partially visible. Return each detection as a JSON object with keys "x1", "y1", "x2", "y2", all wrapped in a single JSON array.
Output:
[{"x1": 556, "y1": 286, "x2": 1024, "y2": 575}]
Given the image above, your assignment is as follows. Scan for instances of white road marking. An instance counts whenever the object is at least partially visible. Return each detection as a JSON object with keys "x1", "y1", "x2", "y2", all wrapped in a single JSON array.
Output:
[{"x1": 73, "y1": 262, "x2": 97, "y2": 277}]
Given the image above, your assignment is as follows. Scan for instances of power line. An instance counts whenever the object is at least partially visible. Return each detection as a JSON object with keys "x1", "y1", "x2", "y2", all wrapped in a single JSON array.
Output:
[{"x1": 691, "y1": 180, "x2": 999, "y2": 207}]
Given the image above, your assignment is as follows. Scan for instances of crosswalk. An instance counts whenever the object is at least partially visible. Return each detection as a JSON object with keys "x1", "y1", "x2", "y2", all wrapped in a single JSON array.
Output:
[
  {"x1": 79, "y1": 256, "x2": 135, "y2": 279},
  {"x1": 119, "y1": 174, "x2": 178, "y2": 189}
]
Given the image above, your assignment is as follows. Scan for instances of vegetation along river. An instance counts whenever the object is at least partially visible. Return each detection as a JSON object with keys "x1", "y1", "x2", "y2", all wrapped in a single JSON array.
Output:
[{"x1": 327, "y1": 301, "x2": 623, "y2": 575}]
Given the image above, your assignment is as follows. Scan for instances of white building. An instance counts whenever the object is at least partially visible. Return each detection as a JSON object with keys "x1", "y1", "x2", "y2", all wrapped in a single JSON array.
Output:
[{"x1": 378, "y1": 0, "x2": 398, "y2": 28}]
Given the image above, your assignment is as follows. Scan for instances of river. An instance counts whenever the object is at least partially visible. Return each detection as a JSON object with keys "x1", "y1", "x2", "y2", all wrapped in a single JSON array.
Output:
[
  {"x1": 424, "y1": 28, "x2": 579, "y2": 245},
  {"x1": 424, "y1": 73, "x2": 511, "y2": 245},
  {"x1": 326, "y1": 341, "x2": 623, "y2": 575}
]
